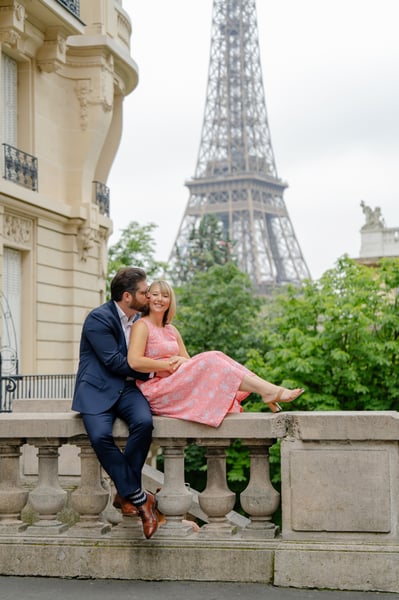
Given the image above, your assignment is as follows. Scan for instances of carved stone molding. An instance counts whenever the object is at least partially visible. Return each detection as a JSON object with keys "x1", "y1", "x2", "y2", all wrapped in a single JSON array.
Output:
[
  {"x1": 37, "y1": 28, "x2": 67, "y2": 73},
  {"x1": 77, "y1": 225, "x2": 95, "y2": 261},
  {"x1": 0, "y1": 1, "x2": 25, "y2": 28},
  {"x1": 65, "y1": 52, "x2": 115, "y2": 129},
  {"x1": 0, "y1": 1, "x2": 25, "y2": 51},
  {"x1": 3, "y1": 213, "x2": 32, "y2": 248},
  {"x1": 0, "y1": 28, "x2": 19, "y2": 47},
  {"x1": 75, "y1": 79, "x2": 91, "y2": 130},
  {"x1": 74, "y1": 65, "x2": 114, "y2": 129}
]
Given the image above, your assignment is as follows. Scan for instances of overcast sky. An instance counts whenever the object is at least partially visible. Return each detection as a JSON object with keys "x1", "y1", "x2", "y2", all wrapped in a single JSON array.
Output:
[{"x1": 108, "y1": 0, "x2": 399, "y2": 280}]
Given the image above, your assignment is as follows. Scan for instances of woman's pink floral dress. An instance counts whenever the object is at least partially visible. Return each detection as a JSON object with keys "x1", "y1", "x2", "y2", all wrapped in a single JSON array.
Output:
[{"x1": 136, "y1": 318, "x2": 252, "y2": 427}]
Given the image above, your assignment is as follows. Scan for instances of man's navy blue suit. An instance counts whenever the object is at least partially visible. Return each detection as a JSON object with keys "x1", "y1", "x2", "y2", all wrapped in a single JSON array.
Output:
[{"x1": 72, "y1": 299, "x2": 152, "y2": 498}]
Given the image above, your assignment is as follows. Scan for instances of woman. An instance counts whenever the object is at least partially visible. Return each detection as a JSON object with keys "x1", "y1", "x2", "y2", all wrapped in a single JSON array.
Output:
[{"x1": 128, "y1": 280, "x2": 304, "y2": 427}]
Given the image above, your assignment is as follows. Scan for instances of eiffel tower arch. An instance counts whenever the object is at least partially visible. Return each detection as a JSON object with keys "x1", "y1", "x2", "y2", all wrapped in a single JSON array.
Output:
[{"x1": 169, "y1": 0, "x2": 310, "y2": 294}]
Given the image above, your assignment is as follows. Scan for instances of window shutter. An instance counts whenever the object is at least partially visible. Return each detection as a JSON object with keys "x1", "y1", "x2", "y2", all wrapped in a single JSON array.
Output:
[{"x1": 1, "y1": 53, "x2": 18, "y2": 147}]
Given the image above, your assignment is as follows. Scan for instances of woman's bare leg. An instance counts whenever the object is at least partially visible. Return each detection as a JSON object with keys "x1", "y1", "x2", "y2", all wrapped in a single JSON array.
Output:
[{"x1": 239, "y1": 374, "x2": 304, "y2": 412}]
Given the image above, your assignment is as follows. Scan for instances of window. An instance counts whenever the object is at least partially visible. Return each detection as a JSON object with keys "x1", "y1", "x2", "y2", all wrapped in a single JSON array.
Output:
[
  {"x1": 2, "y1": 247, "x2": 21, "y2": 374},
  {"x1": 1, "y1": 53, "x2": 18, "y2": 147}
]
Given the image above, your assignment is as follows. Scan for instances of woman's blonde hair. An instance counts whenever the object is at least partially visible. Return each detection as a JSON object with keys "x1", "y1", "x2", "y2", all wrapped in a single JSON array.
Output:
[{"x1": 146, "y1": 280, "x2": 176, "y2": 325}]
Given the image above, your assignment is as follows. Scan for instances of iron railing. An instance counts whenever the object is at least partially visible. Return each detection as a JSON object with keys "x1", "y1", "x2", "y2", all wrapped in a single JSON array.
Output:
[
  {"x1": 55, "y1": 0, "x2": 80, "y2": 18},
  {"x1": 0, "y1": 373, "x2": 75, "y2": 412},
  {"x1": 93, "y1": 180, "x2": 110, "y2": 216},
  {"x1": 0, "y1": 353, "x2": 21, "y2": 412},
  {"x1": 2, "y1": 143, "x2": 38, "y2": 191}
]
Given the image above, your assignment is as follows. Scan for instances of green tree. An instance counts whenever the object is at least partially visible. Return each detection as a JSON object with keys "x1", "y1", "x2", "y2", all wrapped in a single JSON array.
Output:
[
  {"x1": 175, "y1": 262, "x2": 261, "y2": 363},
  {"x1": 170, "y1": 214, "x2": 235, "y2": 284},
  {"x1": 107, "y1": 221, "x2": 167, "y2": 297},
  {"x1": 245, "y1": 256, "x2": 399, "y2": 413}
]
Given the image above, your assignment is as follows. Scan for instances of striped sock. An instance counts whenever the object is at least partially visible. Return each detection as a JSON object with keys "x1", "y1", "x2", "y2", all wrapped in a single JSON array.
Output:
[{"x1": 128, "y1": 488, "x2": 147, "y2": 507}]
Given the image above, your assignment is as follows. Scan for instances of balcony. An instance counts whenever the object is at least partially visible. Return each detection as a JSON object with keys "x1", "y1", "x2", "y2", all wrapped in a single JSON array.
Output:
[
  {"x1": 2, "y1": 144, "x2": 38, "y2": 191},
  {"x1": 0, "y1": 408, "x2": 398, "y2": 593},
  {"x1": 56, "y1": 0, "x2": 80, "y2": 19},
  {"x1": 93, "y1": 180, "x2": 110, "y2": 216},
  {"x1": 0, "y1": 374, "x2": 75, "y2": 412}
]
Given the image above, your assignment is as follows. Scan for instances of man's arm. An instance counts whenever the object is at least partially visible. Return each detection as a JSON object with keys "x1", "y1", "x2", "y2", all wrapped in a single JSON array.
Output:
[{"x1": 83, "y1": 310, "x2": 149, "y2": 380}]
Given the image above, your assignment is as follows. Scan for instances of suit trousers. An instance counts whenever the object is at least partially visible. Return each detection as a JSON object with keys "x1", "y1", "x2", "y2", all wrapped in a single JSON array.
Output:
[{"x1": 81, "y1": 381, "x2": 153, "y2": 498}]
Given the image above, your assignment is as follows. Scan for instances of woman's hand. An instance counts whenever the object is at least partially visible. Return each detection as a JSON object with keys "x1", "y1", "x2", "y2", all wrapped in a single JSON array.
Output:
[
  {"x1": 153, "y1": 356, "x2": 189, "y2": 377},
  {"x1": 168, "y1": 355, "x2": 189, "y2": 372}
]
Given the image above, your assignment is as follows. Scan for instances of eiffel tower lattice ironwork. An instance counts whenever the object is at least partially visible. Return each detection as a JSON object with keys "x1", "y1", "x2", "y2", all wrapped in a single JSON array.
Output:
[{"x1": 169, "y1": 0, "x2": 311, "y2": 293}]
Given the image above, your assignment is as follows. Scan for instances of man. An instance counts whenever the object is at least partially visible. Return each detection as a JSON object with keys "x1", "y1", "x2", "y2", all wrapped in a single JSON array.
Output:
[{"x1": 72, "y1": 267, "x2": 159, "y2": 539}]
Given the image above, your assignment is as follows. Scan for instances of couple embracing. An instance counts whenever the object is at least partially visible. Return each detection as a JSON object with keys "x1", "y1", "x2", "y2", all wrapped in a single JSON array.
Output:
[{"x1": 72, "y1": 267, "x2": 304, "y2": 539}]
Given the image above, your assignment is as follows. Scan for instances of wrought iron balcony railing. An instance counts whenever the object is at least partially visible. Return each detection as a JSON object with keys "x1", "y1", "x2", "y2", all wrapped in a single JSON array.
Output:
[
  {"x1": 0, "y1": 352, "x2": 20, "y2": 412},
  {"x1": 2, "y1": 143, "x2": 38, "y2": 191},
  {"x1": 0, "y1": 372, "x2": 75, "y2": 412},
  {"x1": 56, "y1": 0, "x2": 80, "y2": 19},
  {"x1": 93, "y1": 180, "x2": 110, "y2": 216}
]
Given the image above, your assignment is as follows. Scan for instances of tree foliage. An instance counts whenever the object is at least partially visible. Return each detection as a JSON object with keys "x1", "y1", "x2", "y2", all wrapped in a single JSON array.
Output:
[
  {"x1": 107, "y1": 221, "x2": 167, "y2": 297},
  {"x1": 245, "y1": 256, "x2": 399, "y2": 413},
  {"x1": 170, "y1": 215, "x2": 235, "y2": 284},
  {"x1": 174, "y1": 262, "x2": 261, "y2": 363}
]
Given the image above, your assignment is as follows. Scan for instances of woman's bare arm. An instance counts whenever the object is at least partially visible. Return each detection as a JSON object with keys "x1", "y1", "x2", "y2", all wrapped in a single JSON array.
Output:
[{"x1": 128, "y1": 320, "x2": 173, "y2": 373}]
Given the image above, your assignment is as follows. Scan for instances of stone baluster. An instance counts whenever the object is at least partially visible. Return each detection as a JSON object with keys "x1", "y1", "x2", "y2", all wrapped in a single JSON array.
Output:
[
  {"x1": 197, "y1": 443, "x2": 236, "y2": 536},
  {"x1": 155, "y1": 442, "x2": 194, "y2": 536},
  {"x1": 0, "y1": 439, "x2": 28, "y2": 532},
  {"x1": 68, "y1": 437, "x2": 110, "y2": 535},
  {"x1": 239, "y1": 442, "x2": 280, "y2": 538},
  {"x1": 25, "y1": 439, "x2": 68, "y2": 534}
]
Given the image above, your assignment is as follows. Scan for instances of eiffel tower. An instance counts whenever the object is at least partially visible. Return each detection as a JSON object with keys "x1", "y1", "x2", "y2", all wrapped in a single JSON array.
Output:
[{"x1": 169, "y1": 0, "x2": 311, "y2": 294}]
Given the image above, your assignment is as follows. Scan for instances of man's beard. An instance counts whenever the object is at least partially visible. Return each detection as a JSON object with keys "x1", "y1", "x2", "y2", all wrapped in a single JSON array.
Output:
[{"x1": 129, "y1": 297, "x2": 148, "y2": 312}]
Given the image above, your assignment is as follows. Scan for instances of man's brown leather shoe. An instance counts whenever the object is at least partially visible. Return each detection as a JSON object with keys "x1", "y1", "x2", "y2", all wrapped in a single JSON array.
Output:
[
  {"x1": 113, "y1": 492, "x2": 166, "y2": 527},
  {"x1": 113, "y1": 493, "x2": 139, "y2": 516},
  {"x1": 137, "y1": 492, "x2": 158, "y2": 539}
]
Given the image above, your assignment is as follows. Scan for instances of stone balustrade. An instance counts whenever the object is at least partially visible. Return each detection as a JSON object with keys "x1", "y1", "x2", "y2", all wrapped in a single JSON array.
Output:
[
  {"x1": 0, "y1": 409, "x2": 399, "y2": 593},
  {"x1": 0, "y1": 411, "x2": 283, "y2": 538}
]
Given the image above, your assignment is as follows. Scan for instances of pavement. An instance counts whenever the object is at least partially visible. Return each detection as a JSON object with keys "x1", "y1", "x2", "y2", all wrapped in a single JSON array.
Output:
[{"x1": 0, "y1": 578, "x2": 397, "y2": 600}]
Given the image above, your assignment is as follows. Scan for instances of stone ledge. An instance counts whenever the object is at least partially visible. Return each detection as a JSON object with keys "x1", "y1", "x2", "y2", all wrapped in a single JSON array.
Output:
[
  {"x1": 0, "y1": 411, "x2": 288, "y2": 441},
  {"x1": 0, "y1": 536, "x2": 276, "y2": 582},
  {"x1": 2, "y1": 410, "x2": 399, "y2": 441},
  {"x1": 290, "y1": 411, "x2": 399, "y2": 440}
]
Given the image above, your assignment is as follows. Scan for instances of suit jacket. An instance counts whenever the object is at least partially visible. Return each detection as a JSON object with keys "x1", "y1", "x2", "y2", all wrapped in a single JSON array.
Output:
[{"x1": 72, "y1": 300, "x2": 148, "y2": 415}]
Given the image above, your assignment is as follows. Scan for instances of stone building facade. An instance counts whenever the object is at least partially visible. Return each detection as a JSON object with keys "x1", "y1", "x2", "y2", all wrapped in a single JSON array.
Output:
[{"x1": 0, "y1": 0, "x2": 137, "y2": 375}]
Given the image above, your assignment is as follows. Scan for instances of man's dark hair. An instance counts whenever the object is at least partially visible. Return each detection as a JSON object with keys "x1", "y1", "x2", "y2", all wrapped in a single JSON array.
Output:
[{"x1": 110, "y1": 267, "x2": 147, "y2": 301}]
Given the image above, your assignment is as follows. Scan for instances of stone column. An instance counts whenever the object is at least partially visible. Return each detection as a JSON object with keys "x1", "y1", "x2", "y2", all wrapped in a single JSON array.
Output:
[
  {"x1": 68, "y1": 437, "x2": 110, "y2": 535},
  {"x1": 156, "y1": 442, "x2": 194, "y2": 537},
  {"x1": 197, "y1": 444, "x2": 236, "y2": 536},
  {"x1": 240, "y1": 442, "x2": 280, "y2": 538},
  {"x1": 0, "y1": 439, "x2": 28, "y2": 532},
  {"x1": 25, "y1": 439, "x2": 68, "y2": 534}
]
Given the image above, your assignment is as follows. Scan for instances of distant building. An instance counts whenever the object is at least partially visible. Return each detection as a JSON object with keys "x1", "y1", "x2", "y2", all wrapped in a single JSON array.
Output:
[
  {"x1": 0, "y1": 1, "x2": 137, "y2": 375},
  {"x1": 357, "y1": 201, "x2": 399, "y2": 267}
]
